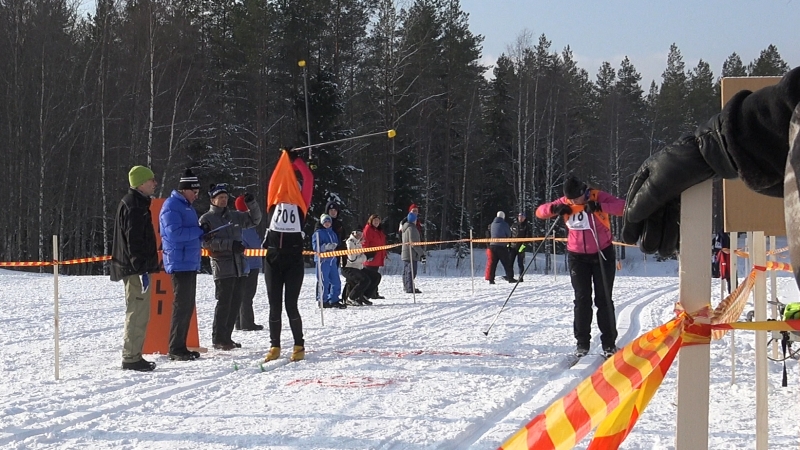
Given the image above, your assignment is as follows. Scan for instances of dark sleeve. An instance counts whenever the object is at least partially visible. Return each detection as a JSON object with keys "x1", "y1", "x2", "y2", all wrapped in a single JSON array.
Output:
[
  {"x1": 721, "y1": 67, "x2": 800, "y2": 196},
  {"x1": 127, "y1": 204, "x2": 151, "y2": 272}
]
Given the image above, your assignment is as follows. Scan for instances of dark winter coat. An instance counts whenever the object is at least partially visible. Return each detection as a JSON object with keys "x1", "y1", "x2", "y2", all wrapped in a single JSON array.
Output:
[
  {"x1": 324, "y1": 201, "x2": 347, "y2": 266},
  {"x1": 510, "y1": 219, "x2": 533, "y2": 250},
  {"x1": 401, "y1": 222, "x2": 425, "y2": 261},
  {"x1": 200, "y1": 200, "x2": 262, "y2": 280},
  {"x1": 110, "y1": 188, "x2": 160, "y2": 281},
  {"x1": 241, "y1": 227, "x2": 263, "y2": 273},
  {"x1": 159, "y1": 190, "x2": 204, "y2": 274},
  {"x1": 489, "y1": 217, "x2": 511, "y2": 247}
]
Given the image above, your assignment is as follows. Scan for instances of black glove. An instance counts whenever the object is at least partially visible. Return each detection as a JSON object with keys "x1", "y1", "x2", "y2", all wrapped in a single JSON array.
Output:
[
  {"x1": 584, "y1": 201, "x2": 602, "y2": 214},
  {"x1": 622, "y1": 117, "x2": 734, "y2": 256},
  {"x1": 551, "y1": 203, "x2": 573, "y2": 216},
  {"x1": 243, "y1": 192, "x2": 255, "y2": 203},
  {"x1": 232, "y1": 240, "x2": 246, "y2": 253}
]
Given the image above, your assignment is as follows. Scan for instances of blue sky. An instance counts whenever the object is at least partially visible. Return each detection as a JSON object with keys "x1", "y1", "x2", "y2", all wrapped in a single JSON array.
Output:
[{"x1": 459, "y1": 0, "x2": 800, "y2": 87}]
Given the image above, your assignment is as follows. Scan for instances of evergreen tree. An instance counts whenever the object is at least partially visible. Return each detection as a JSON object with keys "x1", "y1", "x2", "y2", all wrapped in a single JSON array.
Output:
[{"x1": 748, "y1": 44, "x2": 790, "y2": 76}]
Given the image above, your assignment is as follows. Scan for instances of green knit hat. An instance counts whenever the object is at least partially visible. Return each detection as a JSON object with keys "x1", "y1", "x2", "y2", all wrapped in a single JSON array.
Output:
[{"x1": 128, "y1": 166, "x2": 155, "y2": 187}]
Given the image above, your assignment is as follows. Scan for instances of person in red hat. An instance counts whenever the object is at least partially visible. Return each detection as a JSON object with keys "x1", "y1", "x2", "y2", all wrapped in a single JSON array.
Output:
[{"x1": 398, "y1": 203, "x2": 423, "y2": 235}]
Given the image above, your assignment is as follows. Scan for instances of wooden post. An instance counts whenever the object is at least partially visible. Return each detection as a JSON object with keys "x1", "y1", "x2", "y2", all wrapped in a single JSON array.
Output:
[
  {"x1": 753, "y1": 232, "x2": 768, "y2": 449},
  {"x1": 769, "y1": 235, "x2": 778, "y2": 359},
  {"x1": 730, "y1": 232, "x2": 738, "y2": 385},
  {"x1": 469, "y1": 229, "x2": 475, "y2": 296},
  {"x1": 675, "y1": 180, "x2": 712, "y2": 450},
  {"x1": 53, "y1": 235, "x2": 60, "y2": 381}
]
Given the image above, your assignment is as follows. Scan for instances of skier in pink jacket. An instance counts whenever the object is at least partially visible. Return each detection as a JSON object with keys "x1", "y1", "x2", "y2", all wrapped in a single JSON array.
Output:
[{"x1": 536, "y1": 175, "x2": 625, "y2": 358}]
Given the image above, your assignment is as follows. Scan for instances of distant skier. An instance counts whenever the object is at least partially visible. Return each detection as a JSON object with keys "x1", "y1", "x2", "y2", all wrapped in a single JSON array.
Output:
[{"x1": 536, "y1": 175, "x2": 625, "y2": 358}]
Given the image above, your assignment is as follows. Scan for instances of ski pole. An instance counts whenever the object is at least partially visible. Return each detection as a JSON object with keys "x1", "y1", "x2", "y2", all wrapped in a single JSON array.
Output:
[
  {"x1": 288, "y1": 129, "x2": 396, "y2": 152},
  {"x1": 483, "y1": 217, "x2": 561, "y2": 336}
]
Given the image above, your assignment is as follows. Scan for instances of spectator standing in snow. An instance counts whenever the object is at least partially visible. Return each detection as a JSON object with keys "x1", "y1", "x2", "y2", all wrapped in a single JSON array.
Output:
[
  {"x1": 712, "y1": 231, "x2": 732, "y2": 294},
  {"x1": 484, "y1": 224, "x2": 493, "y2": 281},
  {"x1": 262, "y1": 150, "x2": 314, "y2": 363},
  {"x1": 314, "y1": 214, "x2": 344, "y2": 308},
  {"x1": 362, "y1": 214, "x2": 387, "y2": 299},
  {"x1": 159, "y1": 169, "x2": 204, "y2": 361},
  {"x1": 536, "y1": 175, "x2": 625, "y2": 358},
  {"x1": 111, "y1": 165, "x2": 160, "y2": 372},
  {"x1": 325, "y1": 201, "x2": 347, "y2": 263},
  {"x1": 488, "y1": 211, "x2": 516, "y2": 284},
  {"x1": 199, "y1": 184, "x2": 262, "y2": 350},
  {"x1": 510, "y1": 212, "x2": 533, "y2": 282},
  {"x1": 399, "y1": 203, "x2": 424, "y2": 235},
  {"x1": 341, "y1": 230, "x2": 377, "y2": 306},
  {"x1": 234, "y1": 195, "x2": 264, "y2": 331},
  {"x1": 401, "y1": 212, "x2": 426, "y2": 293}
]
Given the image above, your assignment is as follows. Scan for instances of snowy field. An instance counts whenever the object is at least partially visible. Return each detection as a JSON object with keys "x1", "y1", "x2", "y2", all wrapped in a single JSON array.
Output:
[{"x1": 1, "y1": 243, "x2": 800, "y2": 449}]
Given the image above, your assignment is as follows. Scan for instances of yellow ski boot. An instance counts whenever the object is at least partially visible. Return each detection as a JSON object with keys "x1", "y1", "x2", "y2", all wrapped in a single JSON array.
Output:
[
  {"x1": 263, "y1": 347, "x2": 280, "y2": 362},
  {"x1": 290, "y1": 345, "x2": 305, "y2": 362}
]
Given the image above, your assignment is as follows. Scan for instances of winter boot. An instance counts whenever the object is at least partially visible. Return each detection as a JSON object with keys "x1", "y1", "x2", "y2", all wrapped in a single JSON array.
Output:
[
  {"x1": 602, "y1": 346, "x2": 618, "y2": 359},
  {"x1": 264, "y1": 347, "x2": 281, "y2": 362},
  {"x1": 359, "y1": 296, "x2": 373, "y2": 306},
  {"x1": 574, "y1": 345, "x2": 590, "y2": 358},
  {"x1": 122, "y1": 358, "x2": 156, "y2": 372},
  {"x1": 290, "y1": 345, "x2": 305, "y2": 362}
]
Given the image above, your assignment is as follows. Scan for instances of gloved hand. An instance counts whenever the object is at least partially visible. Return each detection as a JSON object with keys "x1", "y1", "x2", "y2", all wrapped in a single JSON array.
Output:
[
  {"x1": 584, "y1": 200, "x2": 602, "y2": 214},
  {"x1": 140, "y1": 273, "x2": 150, "y2": 293},
  {"x1": 518, "y1": 244, "x2": 527, "y2": 253},
  {"x1": 551, "y1": 203, "x2": 573, "y2": 216},
  {"x1": 243, "y1": 192, "x2": 255, "y2": 203},
  {"x1": 622, "y1": 117, "x2": 734, "y2": 256},
  {"x1": 232, "y1": 240, "x2": 246, "y2": 253},
  {"x1": 323, "y1": 242, "x2": 338, "y2": 252}
]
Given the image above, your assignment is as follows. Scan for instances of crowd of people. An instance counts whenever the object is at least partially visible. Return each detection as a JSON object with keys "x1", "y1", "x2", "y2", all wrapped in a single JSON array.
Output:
[{"x1": 111, "y1": 159, "x2": 626, "y2": 370}]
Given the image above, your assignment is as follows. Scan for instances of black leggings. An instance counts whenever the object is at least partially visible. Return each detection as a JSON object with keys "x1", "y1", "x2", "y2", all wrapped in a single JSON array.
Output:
[{"x1": 263, "y1": 251, "x2": 305, "y2": 348}]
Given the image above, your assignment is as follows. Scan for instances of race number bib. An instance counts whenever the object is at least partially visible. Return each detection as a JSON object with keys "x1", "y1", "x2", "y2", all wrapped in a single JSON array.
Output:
[
  {"x1": 565, "y1": 210, "x2": 591, "y2": 230},
  {"x1": 269, "y1": 203, "x2": 302, "y2": 233}
]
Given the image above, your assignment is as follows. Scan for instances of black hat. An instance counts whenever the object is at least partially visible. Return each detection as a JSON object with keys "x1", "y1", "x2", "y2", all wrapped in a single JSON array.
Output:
[
  {"x1": 563, "y1": 175, "x2": 587, "y2": 199},
  {"x1": 178, "y1": 169, "x2": 200, "y2": 190},
  {"x1": 208, "y1": 183, "x2": 228, "y2": 198}
]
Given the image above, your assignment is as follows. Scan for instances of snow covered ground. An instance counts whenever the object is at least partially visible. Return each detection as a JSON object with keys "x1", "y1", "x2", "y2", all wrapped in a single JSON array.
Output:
[{"x1": 2, "y1": 242, "x2": 800, "y2": 449}]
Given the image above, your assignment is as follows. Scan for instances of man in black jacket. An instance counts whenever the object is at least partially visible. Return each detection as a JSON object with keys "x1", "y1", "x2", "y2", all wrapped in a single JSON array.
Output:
[
  {"x1": 621, "y1": 67, "x2": 800, "y2": 289},
  {"x1": 510, "y1": 213, "x2": 532, "y2": 282},
  {"x1": 111, "y1": 166, "x2": 161, "y2": 372}
]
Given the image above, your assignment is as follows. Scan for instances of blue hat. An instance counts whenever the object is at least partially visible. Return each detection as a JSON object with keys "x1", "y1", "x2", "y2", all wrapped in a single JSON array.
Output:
[
  {"x1": 208, "y1": 183, "x2": 228, "y2": 198},
  {"x1": 407, "y1": 212, "x2": 417, "y2": 223},
  {"x1": 517, "y1": 212, "x2": 526, "y2": 218}
]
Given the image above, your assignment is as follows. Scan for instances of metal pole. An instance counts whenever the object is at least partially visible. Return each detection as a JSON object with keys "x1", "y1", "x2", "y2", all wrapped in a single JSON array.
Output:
[
  {"x1": 552, "y1": 228, "x2": 557, "y2": 280},
  {"x1": 469, "y1": 229, "x2": 475, "y2": 296},
  {"x1": 299, "y1": 60, "x2": 312, "y2": 160},
  {"x1": 315, "y1": 233, "x2": 324, "y2": 326},
  {"x1": 289, "y1": 130, "x2": 396, "y2": 152},
  {"x1": 53, "y1": 235, "x2": 60, "y2": 381}
]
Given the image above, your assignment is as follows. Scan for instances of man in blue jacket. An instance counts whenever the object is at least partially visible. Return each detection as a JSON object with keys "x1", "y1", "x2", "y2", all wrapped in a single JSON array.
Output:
[{"x1": 159, "y1": 169, "x2": 205, "y2": 361}]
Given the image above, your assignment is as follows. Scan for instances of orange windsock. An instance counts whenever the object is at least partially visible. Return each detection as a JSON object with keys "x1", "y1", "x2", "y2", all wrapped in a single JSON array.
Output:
[{"x1": 267, "y1": 151, "x2": 308, "y2": 215}]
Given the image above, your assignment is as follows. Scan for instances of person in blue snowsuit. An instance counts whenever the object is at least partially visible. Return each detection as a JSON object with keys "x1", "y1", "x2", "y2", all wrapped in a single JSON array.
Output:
[{"x1": 313, "y1": 213, "x2": 344, "y2": 308}]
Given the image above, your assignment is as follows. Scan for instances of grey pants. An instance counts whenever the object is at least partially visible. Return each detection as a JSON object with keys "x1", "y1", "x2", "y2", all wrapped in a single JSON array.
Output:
[{"x1": 122, "y1": 274, "x2": 151, "y2": 363}]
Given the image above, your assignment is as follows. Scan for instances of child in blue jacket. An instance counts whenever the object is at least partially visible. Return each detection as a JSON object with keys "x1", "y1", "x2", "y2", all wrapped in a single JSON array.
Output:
[{"x1": 313, "y1": 214, "x2": 343, "y2": 308}]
